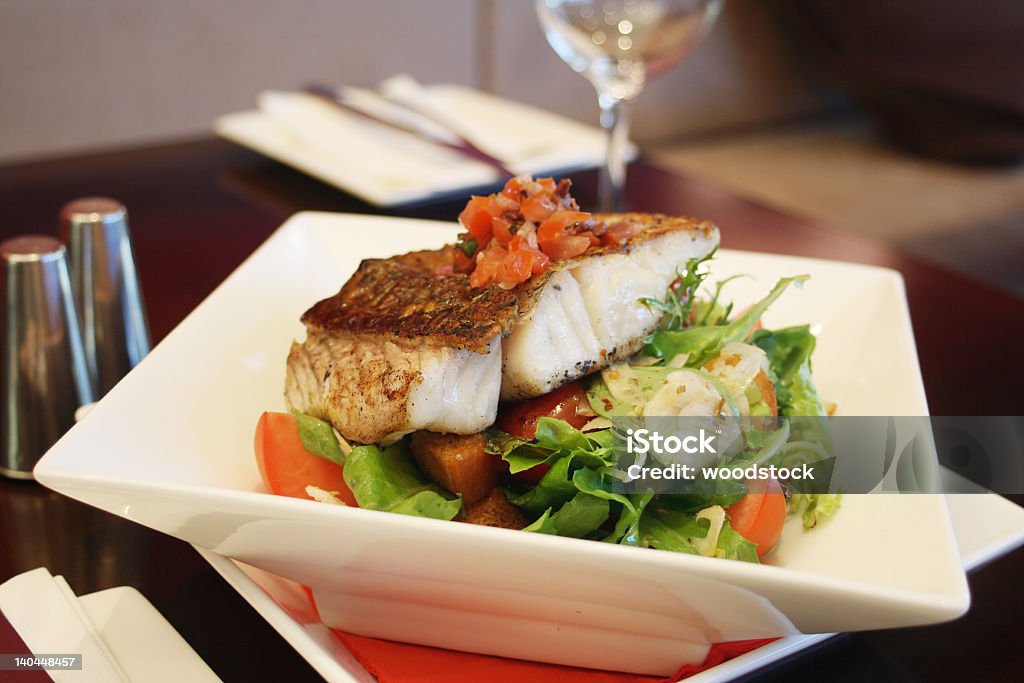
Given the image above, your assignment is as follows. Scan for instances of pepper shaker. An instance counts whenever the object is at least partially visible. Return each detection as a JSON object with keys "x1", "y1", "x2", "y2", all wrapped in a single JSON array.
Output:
[
  {"x1": 0, "y1": 236, "x2": 95, "y2": 478},
  {"x1": 60, "y1": 198, "x2": 151, "y2": 396}
]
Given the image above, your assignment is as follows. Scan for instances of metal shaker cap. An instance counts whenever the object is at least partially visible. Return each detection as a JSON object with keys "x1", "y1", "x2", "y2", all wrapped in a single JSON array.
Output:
[
  {"x1": 61, "y1": 197, "x2": 151, "y2": 396},
  {"x1": 1, "y1": 236, "x2": 95, "y2": 479}
]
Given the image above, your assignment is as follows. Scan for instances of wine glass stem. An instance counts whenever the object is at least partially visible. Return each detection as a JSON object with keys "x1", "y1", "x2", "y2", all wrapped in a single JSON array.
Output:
[{"x1": 598, "y1": 94, "x2": 630, "y2": 212}]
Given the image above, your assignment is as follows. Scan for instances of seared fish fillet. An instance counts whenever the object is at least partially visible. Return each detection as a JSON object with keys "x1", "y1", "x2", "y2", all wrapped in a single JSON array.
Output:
[
  {"x1": 285, "y1": 258, "x2": 517, "y2": 444},
  {"x1": 286, "y1": 214, "x2": 718, "y2": 442},
  {"x1": 500, "y1": 214, "x2": 718, "y2": 400}
]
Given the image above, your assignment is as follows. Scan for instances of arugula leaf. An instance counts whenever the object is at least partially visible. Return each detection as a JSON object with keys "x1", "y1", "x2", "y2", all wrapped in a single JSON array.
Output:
[
  {"x1": 293, "y1": 412, "x2": 346, "y2": 466},
  {"x1": 495, "y1": 418, "x2": 614, "y2": 475},
  {"x1": 645, "y1": 275, "x2": 809, "y2": 367},
  {"x1": 639, "y1": 248, "x2": 717, "y2": 332},
  {"x1": 506, "y1": 457, "x2": 577, "y2": 512},
  {"x1": 343, "y1": 444, "x2": 461, "y2": 521},
  {"x1": 696, "y1": 274, "x2": 748, "y2": 326}
]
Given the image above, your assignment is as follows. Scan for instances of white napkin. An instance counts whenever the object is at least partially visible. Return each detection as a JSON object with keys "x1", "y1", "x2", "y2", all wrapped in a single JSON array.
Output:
[
  {"x1": 0, "y1": 568, "x2": 129, "y2": 682},
  {"x1": 216, "y1": 75, "x2": 622, "y2": 206}
]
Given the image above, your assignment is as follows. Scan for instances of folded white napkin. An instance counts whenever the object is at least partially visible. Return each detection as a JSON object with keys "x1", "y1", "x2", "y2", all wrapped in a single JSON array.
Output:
[
  {"x1": 0, "y1": 568, "x2": 129, "y2": 682},
  {"x1": 215, "y1": 75, "x2": 622, "y2": 206},
  {"x1": 0, "y1": 568, "x2": 221, "y2": 683}
]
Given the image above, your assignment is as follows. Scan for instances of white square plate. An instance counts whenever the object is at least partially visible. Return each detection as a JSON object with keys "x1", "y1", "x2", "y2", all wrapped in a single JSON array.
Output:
[{"x1": 35, "y1": 212, "x2": 969, "y2": 676}]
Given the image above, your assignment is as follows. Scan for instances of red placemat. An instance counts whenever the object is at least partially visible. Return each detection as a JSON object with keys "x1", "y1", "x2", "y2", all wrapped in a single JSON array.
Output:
[
  {"x1": 303, "y1": 585, "x2": 775, "y2": 682},
  {"x1": 333, "y1": 630, "x2": 776, "y2": 683}
]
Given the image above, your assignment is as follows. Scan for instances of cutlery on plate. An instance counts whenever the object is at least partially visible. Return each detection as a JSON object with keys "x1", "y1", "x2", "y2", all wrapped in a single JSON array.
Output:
[{"x1": 303, "y1": 83, "x2": 515, "y2": 179}]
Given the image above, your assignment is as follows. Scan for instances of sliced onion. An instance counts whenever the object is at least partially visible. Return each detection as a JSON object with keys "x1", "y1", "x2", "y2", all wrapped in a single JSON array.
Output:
[
  {"x1": 602, "y1": 362, "x2": 644, "y2": 410},
  {"x1": 667, "y1": 352, "x2": 691, "y2": 368},
  {"x1": 305, "y1": 485, "x2": 347, "y2": 506},
  {"x1": 581, "y1": 416, "x2": 612, "y2": 432},
  {"x1": 693, "y1": 505, "x2": 726, "y2": 557}
]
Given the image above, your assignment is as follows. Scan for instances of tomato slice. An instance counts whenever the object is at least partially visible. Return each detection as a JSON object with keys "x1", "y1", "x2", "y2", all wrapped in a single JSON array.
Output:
[
  {"x1": 725, "y1": 478, "x2": 785, "y2": 557},
  {"x1": 497, "y1": 382, "x2": 592, "y2": 485},
  {"x1": 497, "y1": 381, "x2": 592, "y2": 440},
  {"x1": 254, "y1": 412, "x2": 358, "y2": 506}
]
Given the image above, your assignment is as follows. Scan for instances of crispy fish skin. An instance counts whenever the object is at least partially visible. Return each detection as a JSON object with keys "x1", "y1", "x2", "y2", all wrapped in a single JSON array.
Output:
[
  {"x1": 501, "y1": 213, "x2": 719, "y2": 400},
  {"x1": 287, "y1": 258, "x2": 515, "y2": 443},
  {"x1": 302, "y1": 258, "x2": 518, "y2": 353}
]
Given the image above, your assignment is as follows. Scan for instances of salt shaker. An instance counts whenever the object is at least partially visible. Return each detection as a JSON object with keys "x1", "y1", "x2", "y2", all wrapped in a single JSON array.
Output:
[
  {"x1": 60, "y1": 198, "x2": 151, "y2": 396},
  {"x1": 0, "y1": 236, "x2": 95, "y2": 478}
]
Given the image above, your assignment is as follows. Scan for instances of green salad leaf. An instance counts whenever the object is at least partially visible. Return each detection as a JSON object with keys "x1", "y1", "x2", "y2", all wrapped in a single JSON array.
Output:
[
  {"x1": 714, "y1": 520, "x2": 760, "y2": 562},
  {"x1": 494, "y1": 417, "x2": 613, "y2": 475},
  {"x1": 639, "y1": 248, "x2": 716, "y2": 331},
  {"x1": 638, "y1": 502, "x2": 758, "y2": 561},
  {"x1": 343, "y1": 443, "x2": 462, "y2": 521},
  {"x1": 644, "y1": 275, "x2": 809, "y2": 367},
  {"x1": 789, "y1": 493, "x2": 842, "y2": 528},
  {"x1": 523, "y1": 492, "x2": 610, "y2": 538},
  {"x1": 751, "y1": 325, "x2": 826, "y2": 417},
  {"x1": 506, "y1": 457, "x2": 578, "y2": 512},
  {"x1": 294, "y1": 412, "x2": 346, "y2": 466}
]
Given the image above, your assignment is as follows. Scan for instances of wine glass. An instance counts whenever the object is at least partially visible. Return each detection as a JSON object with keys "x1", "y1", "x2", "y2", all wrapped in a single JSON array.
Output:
[{"x1": 536, "y1": 0, "x2": 725, "y2": 211}]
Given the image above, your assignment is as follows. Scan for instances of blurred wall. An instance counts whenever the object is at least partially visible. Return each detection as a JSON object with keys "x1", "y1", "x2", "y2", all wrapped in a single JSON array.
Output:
[{"x1": 0, "y1": 0, "x2": 834, "y2": 163}]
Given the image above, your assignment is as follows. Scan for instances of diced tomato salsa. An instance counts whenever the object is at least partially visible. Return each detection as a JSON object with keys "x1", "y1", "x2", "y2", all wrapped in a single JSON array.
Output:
[{"x1": 457, "y1": 176, "x2": 634, "y2": 289}]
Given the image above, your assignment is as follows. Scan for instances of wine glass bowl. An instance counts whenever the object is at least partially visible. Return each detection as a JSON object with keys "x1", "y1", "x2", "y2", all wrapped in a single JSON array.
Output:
[{"x1": 536, "y1": 0, "x2": 724, "y2": 210}]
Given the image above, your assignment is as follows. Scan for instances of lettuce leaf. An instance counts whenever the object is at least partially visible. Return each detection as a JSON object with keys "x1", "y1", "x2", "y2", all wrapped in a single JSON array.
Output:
[
  {"x1": 751, "y1": 325, "x2": 826, "y2": 417},
  {"x1": 789, "y1": 493, "x2": 841, "y2": 528},
  {"x1": 491, "y1": 418, "x2": 613, "y2": 474},
  {"x1": 571, "y1": 468, "x2": 653, "y2": 544},
  {"x1": 343, "y1": 444, "x2": 461, "y2": 521},
  {"x1": 714, "y1": 520, "x2": 760, "y2": 562},
  {"x1": 506, "y1": 456, "x2": 578, "y2": 512},
  {"x1": 640, "y1": 502, "x2": 759, "y2": 562},
  {"x1": 522, "y1": 493, "x2": 610, "y2": 538},
  {"x1": 294, "y1": 412, "x2": 346, "y2": 466}
]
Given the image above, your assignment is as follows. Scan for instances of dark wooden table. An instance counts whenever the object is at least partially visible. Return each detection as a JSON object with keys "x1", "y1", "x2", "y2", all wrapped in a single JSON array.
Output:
[{"x1": 0, "y1": 139, "x2": 1021, "y2": 682}]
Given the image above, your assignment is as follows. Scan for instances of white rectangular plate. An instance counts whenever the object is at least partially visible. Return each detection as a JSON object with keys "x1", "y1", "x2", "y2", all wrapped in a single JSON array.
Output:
[{"x1": 36, "y1": 212, "x2": 968, "y2": 675}]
